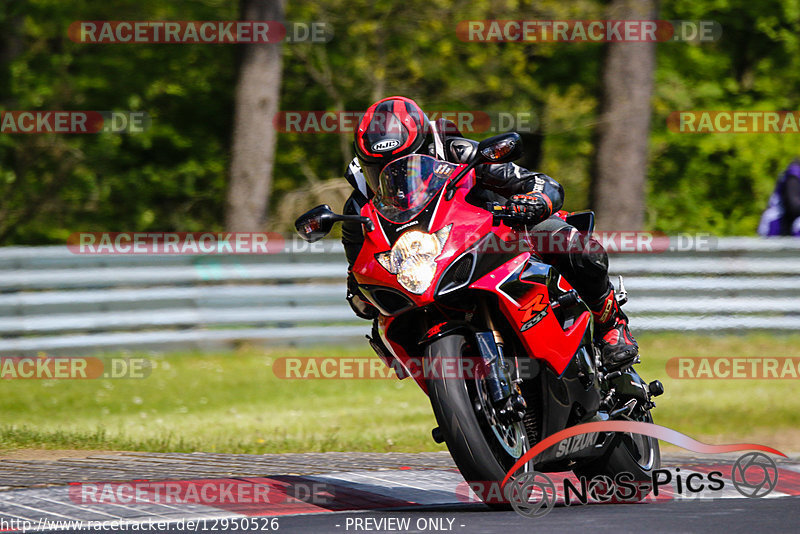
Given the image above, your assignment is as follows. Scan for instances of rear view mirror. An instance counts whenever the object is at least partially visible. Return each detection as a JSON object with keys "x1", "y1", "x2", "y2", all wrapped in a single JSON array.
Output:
[
  {"x1": 445, "y1": 132, "x2": 524, "y2": 199},
  {"x1": 295, "y1": 205, "x2": 337, "y2": 243},
  {"x1": 476, "y1": 132, "x2": 523, "y2": 164},
  {"x1": 295, "y1": 204, "x2": 375, "y2": 243}
]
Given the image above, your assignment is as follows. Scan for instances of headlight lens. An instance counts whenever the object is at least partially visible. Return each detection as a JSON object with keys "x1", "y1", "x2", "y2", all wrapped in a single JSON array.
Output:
[
  {"x1": 376, "y1": 225, "x2": 452, "y2": 294},
  {"x1": 396, "y1": 255, "x2": 438, "y2": 294}
]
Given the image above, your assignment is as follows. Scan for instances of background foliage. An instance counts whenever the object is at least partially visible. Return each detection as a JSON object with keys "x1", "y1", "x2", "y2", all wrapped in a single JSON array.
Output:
[{"x1": 1, "y1": 0, "x2": 799, "y2": 243}]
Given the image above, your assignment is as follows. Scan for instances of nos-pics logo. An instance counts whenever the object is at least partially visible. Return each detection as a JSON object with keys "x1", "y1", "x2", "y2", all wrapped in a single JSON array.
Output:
[{"x1": 507, "y1": 452, "x2": 779, "y2": 518}]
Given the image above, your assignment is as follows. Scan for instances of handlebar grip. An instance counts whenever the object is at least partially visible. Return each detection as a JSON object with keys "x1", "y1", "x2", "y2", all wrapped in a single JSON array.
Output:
[{"x1": 490, "y1": 204, "x2": 524, "y2": 223}]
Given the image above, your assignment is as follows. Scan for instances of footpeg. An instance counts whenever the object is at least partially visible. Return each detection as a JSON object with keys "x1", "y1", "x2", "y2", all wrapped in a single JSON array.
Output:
[
  {"x1": 648, "y1": 380, "x2": 664, "y2": 397},
  {"x1": 432, "y1": 427, "x2": 445, "y2": 444},
  {"x1": 609, "y1": 398, "x2": 637, "y2": 419},
  {"x1": 616, "y1": 275, "x2": 628, "y2": 306}
]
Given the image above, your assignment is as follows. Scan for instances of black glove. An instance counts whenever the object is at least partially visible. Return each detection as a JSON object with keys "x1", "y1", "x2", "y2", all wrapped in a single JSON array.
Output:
[
  {"x1": 506, "y1": 192, "x2": 553, "y2": 225},
  {"x1": 347, "y1": 272, "x2": 378, "y2": 320}
]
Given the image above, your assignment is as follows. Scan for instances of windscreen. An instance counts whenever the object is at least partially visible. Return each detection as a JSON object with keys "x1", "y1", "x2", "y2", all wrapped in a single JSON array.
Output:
[{"x1": 373, "y1": 154, "x2": 457, "y2": 224}]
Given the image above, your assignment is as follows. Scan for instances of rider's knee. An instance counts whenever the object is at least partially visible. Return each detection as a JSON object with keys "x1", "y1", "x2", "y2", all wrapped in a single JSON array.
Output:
[
  {"x1": 576, "y1": 236, "x2": 609, "y2": 279},
  {"x1": 562, "y1": 234, "x2": 609, "y2": 300}
]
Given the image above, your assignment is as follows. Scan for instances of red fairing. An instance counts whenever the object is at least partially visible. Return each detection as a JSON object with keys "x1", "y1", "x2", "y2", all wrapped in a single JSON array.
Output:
[
  {"x1": 376, "y1": 314, "x2": 428, "y2": 394},
  {"x1": 352, "y1": 164, "x2": 485, "y2": 307},
  {"x1": 469, "y1": 256, "x2": 591, "y2": 376},
  {"x1": 352, "y1": 162, "x2": 590, "y2": 393}
]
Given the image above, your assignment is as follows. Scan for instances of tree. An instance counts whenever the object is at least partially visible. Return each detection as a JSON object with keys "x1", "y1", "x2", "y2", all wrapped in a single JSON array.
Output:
[
  {"x1": 226, "y1": 0, "x2": 285, "y2": 231},
  {"x1": 0, "y1": 0, "x2": 238, "y2": 244},
  {"x1": 591, "y1": 0, "x2": 658, "y2": 231}
]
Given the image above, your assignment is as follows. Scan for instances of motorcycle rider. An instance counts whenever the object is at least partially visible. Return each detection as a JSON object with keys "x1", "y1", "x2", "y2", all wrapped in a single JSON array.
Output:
[
  {"x1": 758, "y1": 159, "x2": 800, "y2": 236},
  {"x1": 342, "y1": 96, "x2": 637, "y2": 370}
]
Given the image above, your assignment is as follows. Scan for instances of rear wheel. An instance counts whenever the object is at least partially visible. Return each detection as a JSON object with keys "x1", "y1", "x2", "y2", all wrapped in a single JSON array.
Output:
[
  {"x1": 425, "y1": 334, "x2": 532, "y2": 507},
  {"x1": 574, "y1": 410, "x2": 660, "y2": 500}
]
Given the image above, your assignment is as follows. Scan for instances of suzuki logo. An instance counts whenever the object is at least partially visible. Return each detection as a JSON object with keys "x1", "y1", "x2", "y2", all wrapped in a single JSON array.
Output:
[
  {"x1": 555, "y1": 433, "x2": 597, "y2": 457},
  {"x1": 520, "y1": 294, "x2": 547, "y2": 322},
  {"x1": 519, "y1": 294, "x2": 549, "y2": 332}
]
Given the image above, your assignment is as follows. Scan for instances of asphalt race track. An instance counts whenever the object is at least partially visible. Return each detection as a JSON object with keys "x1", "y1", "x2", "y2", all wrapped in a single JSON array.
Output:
[
  {"x1": 273, "y1": 499, "x2": 798, "y2": 534},
  {"x1": 0, "y1": 452, "x2": 797, "y2": 533}
]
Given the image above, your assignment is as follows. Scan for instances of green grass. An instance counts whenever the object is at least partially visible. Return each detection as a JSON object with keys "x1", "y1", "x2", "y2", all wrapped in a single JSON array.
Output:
[
  {"x1": 0, "y1": 346, "x2": 439, "y2": 454},
  {"x1": 1, "y1": 333, "x2": 799, "y2": 454},
  {"x1": 635, "y1": 332, "x2": 800, "y2": 450}
]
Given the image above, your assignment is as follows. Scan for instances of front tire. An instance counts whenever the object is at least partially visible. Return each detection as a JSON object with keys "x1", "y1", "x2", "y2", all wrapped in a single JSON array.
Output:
[{"x1": 425, "y1": 334, "x2": 530, "y2": 506}]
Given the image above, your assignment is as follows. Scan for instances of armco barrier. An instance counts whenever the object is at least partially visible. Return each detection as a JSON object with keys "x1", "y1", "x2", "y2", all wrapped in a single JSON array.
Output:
[{"x1": 0, "y1": 238, "x2": 798, "y2": 355}]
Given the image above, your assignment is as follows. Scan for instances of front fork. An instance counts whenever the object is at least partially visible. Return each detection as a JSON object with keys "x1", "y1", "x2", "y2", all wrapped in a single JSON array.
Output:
[{"x1": 476, "y1": 301, "x2": 527, "y2": 424}]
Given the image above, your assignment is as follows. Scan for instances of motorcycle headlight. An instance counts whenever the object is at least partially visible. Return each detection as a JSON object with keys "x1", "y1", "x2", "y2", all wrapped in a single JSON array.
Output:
[{"x1": 376, "y1": 225, "x2": 452, "y2": 294}]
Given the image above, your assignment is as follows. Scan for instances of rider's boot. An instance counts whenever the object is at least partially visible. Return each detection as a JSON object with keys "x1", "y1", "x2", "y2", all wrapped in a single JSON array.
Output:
[{"x1": 588, "y1": 284, "x2": 639, "y2": 371}]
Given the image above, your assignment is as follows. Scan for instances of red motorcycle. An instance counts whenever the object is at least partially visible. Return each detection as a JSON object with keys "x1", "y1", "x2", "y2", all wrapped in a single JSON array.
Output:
[{"x1": 295, "y1": 133, "x2": 663, "y2": 503}]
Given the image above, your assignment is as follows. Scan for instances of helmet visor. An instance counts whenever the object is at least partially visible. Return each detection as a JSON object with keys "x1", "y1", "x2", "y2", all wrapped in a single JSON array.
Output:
[{"x1": 373, "y1": 155, "x2": 457, "y2": 224}]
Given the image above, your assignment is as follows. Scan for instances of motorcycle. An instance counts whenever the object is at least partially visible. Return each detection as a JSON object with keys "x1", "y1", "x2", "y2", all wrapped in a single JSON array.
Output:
[{"x1": 294, "y1": 132, "x2": 664, "y2": 505}]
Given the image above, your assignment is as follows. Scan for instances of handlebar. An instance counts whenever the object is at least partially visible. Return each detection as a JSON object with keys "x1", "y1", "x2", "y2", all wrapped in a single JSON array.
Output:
[{"x1": 488, "y1": 202, "x2": 526, "y2": 224}]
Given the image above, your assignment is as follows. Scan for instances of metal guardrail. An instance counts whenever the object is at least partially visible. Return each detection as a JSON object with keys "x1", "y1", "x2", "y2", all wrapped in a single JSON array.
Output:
[{"x1": 0, "y1": 238, "x2": 799, "y2": 355}]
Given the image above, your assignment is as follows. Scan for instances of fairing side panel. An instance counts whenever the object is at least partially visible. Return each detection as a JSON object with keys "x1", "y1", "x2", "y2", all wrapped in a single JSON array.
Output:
[{"x1": 470, "y1": 255, "x2": 591, "y2": 376}]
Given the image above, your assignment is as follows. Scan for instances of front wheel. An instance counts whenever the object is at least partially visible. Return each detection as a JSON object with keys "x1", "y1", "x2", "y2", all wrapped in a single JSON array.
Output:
[{"x1": 425, "y1": 334, "x2": 531, "y2": 506}]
